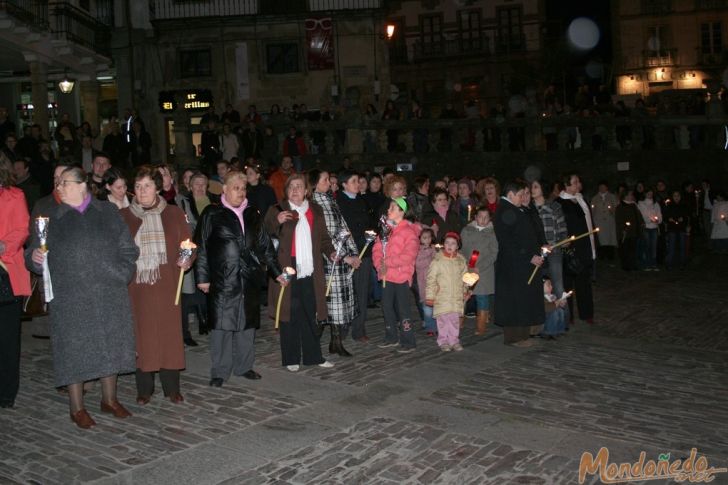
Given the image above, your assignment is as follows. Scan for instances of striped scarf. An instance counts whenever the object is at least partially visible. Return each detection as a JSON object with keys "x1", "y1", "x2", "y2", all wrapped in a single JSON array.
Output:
[{"x1": 129, "y1": 196, "x2": 168, "y2": 284}]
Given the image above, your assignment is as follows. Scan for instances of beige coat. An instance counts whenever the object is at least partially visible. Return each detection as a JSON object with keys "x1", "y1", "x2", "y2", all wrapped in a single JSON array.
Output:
[{"x1": 425, "y1": 252, "x2": 468, "y2": 318}]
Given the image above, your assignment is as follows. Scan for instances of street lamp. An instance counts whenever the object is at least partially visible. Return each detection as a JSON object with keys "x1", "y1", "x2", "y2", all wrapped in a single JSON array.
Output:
[
  {"x1": 386, "y1": 24, "x2": 395, "y2": 40},
  {"x1": 58, "y1": 72, "x2": 75, "y2": 94}
]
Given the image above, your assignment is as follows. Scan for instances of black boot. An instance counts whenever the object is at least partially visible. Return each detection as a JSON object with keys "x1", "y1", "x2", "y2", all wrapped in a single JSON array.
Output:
[
  {"x1": 329, "y1": 325, "x2": 352, "y2": 357},
  {"x1": 196, "y1": 305, "x2": 209, "y2": 335}
]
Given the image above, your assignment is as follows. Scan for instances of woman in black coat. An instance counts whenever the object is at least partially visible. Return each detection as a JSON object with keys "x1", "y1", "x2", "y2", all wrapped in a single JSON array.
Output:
[
  {"x1": 493, "y1": 181, "x2": 545, "y2": 347},
  {"x1": 194, "y1": 171, "x2": 285, "y2": 386},
  {"x1": 245, "y1": 164, "x2": 277, "y2": 217}
]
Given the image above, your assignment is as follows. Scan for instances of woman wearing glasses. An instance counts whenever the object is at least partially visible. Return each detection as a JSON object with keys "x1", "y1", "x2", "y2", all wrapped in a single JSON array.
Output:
[{"x1": 29, "y1": 166, "x2": 139, "y2": 428}]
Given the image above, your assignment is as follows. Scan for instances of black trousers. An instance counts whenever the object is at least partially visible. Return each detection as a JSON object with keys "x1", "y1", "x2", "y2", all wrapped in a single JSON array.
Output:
[
  {"x1": 279, "y1": 277, "x2": 324, "y2": 366},
  {"x1": 135, "y1": 369, "x2": 180, "y2": 397},
  {"x1": 0, "y1": 299, "x2": 22, "y2": 406},
  {"x1": 563, "y1": 261, "x2": 594, "y2": 321},
  {"x1": 619, "y1": 238, "x2": 639, "y2": 271}
]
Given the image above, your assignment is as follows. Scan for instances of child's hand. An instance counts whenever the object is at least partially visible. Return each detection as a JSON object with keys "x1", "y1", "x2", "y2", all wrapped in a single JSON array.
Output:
[
  {"x1": 464, "y1": 290, "x2": 472, "y2": 300},
  {"x1": 425, "y1": 300, "x2": 434, "y2": 307}
]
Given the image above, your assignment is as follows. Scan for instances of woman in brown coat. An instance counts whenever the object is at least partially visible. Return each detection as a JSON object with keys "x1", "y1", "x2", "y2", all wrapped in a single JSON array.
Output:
[
  {"x1": 264, "y1": 173, "x2": 337, "y2": 372},
  {"x1": 121, "y1": 165, "x2": 192, "y2": 405}
]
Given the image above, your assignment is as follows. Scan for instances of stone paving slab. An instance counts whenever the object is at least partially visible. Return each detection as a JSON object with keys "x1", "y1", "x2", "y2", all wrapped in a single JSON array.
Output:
[
  {"x1": 423, "y1": 338, "x2": 728, "y2": 464},
  {"x1": 185, "y1": 303, "x2": 498, "y2": 387},
  {"x1": 219, "y1": 417, "x2": 597, "y2": 485},
  {"x1": 0, "y1": 350, "x2": 309, "y2": 485}
]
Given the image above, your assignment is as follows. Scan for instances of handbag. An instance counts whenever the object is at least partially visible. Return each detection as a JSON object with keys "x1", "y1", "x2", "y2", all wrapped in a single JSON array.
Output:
[
  {"x1": 563, "y1": 247, "x2": 585, "y2": 276},
  {"x1": 0, "y1": 263, "x2": 16, "y2": 305}
]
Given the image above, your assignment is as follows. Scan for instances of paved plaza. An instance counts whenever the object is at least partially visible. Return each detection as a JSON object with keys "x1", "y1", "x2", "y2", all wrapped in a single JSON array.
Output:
[{"x1": 1, "y1": 250, "x2": 727, "y2": 484}]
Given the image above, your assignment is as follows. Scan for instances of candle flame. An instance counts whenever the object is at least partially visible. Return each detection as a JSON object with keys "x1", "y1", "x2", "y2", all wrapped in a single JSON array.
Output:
[{"x1": 180, "y1": 238, "x2": 197, "y2": 249}]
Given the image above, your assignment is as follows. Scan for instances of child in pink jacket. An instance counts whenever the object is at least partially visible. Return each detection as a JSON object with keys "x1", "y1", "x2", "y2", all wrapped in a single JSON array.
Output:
[{"x1": 372, "y1": 197, "x2": 421, "y2": 353}]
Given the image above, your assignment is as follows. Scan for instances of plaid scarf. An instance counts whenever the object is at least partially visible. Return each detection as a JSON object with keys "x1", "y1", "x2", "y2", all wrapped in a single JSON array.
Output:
[{"x1": 129, "y1": 195, "x2": 168, "y2": 284}]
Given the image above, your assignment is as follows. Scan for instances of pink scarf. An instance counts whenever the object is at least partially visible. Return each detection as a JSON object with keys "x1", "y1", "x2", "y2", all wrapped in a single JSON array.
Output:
[
  {"x1": 221, "y1": 194, "x2": 247, "y2": 233},
  {"x1": 435, "y1": 204, "x2": 448, "y2": 221}
]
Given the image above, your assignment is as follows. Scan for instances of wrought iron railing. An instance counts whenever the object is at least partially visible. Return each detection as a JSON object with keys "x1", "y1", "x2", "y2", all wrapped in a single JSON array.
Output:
[
  {"x1": 149, "y1": 0, "x2": 382, "y2": 20},
  {"x1": 52, "y1": 3, "x2": 111, "y2": 57},
  {"x1": 642, "y1": 48, "x2": 678, "y2": 68},
  {"x1": 0, "y1": 0, "x2": 48, "y2": 30},
  {"x1": 187, "y1": 114, "x2": 728, "y2": 157}
]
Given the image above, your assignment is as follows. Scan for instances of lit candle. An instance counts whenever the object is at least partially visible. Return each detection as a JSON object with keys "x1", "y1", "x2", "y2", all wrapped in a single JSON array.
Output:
[
  {"x1": 174, "y1": 239, "x2": 197, "y2": 306},
  {"x1": 275, "y1": 267, "x2": 296, "y2": 329},
  {"x1": 467, "y1": 205, "x2": 472, "y2": 221}
]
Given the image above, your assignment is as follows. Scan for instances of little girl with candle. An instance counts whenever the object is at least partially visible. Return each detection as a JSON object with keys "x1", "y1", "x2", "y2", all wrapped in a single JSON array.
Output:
[
  {"x1": 372, "y1": 197, "x2": 421, "y2": 353},
  {"x1": 425, "y1": 232, "x2": 470, "y2": 352}
]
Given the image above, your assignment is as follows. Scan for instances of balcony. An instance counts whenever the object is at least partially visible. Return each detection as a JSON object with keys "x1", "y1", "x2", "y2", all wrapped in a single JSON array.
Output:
[
  {"x1": 644, "y1": 48, "x2": 677, "y2": 67},
  {"x1": 52, "y1": 3, "x2": 110, "y2": 57},
  {"x1": 695, "y1": 0, "x2": 728, "y2": 9},
  {"x1": 495, "y1": 33, "x2": 526, "y2": 54},
  {"x1": 411, "y1": 38, "x2": 490, "y2": 62},
  {"x1": 0, "y1": 0, "x2": 48, "y2": 30},
  {"x1": 149, "y1": 0, "x2": 382, "y2": 20},
  {"x1": 640, "y1": 0, "x2": 673, "y2": 15},
  {"x1": 698, "y1": 49, "x2": 728, "y2": 65},
  {"x1": 0, "y1": 0, "x2": 110, "y2": 57}
]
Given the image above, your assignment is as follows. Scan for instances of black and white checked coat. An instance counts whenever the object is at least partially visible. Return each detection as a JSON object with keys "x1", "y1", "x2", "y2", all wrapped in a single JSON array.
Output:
[{"x1": 312, "y1": 192, "x2": 359, "y2": 325}]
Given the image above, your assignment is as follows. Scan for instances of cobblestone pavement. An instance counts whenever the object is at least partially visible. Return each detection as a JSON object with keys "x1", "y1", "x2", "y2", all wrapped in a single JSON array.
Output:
[{"x1": 1, "y1": 251, "x2": 727, "y2": 484}]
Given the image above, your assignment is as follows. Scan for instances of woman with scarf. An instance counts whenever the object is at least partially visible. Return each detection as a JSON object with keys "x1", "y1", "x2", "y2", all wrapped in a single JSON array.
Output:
[
  {"x1": 430, "y1": 187, "x2": 461, "y2": 243},
  {"x1": 264, "y1": 174, "x2": 337, "y2": 372},
  {"x1": 310, "y1": 169, "x2": 360, "y2": 357},
  {"x1": 28, "y1": 166, "x2": 138, "y2": 428},
  {"x1": 121, "y1": 165, "x2": 192, "y2": 405},
  {"x1": 557, "y1": 173, "x2": 595, "y2": 324}
]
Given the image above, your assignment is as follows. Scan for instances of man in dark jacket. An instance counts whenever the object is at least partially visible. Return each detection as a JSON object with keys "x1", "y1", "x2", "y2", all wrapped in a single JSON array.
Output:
[
  {"x1": 336, "y1": 170, "x2": 373, "y2": 343},
  {"x1": 194, "y1": 171, "x2": 286, "y2": 387}
]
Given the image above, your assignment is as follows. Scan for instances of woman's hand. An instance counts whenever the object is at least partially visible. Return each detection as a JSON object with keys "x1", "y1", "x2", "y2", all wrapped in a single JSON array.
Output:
[
  {"x1": 197, "y1": 283, "x2": 210, "y2": 293},
  {"x1": 344, "y1": 256, "x2": 361, "y2": 269},
  {"x1": 530, "y1": 255, "x2": 544, "y2": 267},
  {"x1": 276, "y1": 274, "x2": 290, "y2": 287},
  {"x1": 177, "y1": 259, "x2": 193, "y2": 271},
  {"x1": 277, "y1": 211, "x2": 296, "y2": 224},
  {"x1": 32, "y1": 248, "x2": 45, "y2": 265}
]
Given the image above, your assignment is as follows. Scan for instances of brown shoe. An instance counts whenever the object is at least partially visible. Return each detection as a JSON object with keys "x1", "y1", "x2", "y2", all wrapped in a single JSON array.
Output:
[
  {"x1": 101, "y1": 400, "x2": 132, "y2": 418},
  {"x1": 136, "y1": 395, "x2": 151, "y2": 406},
  {"x1": 168, "y1": 393, "x2": 184, "y2": 404},
  {"x1": 70, "y1": 409, "x2": 96, "y2": 429}
]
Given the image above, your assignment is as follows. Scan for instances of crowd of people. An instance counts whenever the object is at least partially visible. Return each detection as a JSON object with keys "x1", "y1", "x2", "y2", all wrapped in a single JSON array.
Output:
[{"x1": 1, "y1": 107, "x2": 726, "y2": 430}]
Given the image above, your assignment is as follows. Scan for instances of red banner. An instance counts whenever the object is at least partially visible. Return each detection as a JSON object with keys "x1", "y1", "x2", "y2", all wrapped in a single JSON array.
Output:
[{"x1": 306, "y1": 17, "x2": 334, "y2": 71}]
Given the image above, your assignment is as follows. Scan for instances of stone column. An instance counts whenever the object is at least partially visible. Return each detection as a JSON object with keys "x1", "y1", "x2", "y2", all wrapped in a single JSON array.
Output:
[
  {"x1": 29, "y1": 61, "x2": 49, "y2": 138},
  {"x1": 80, "y1": 81, "x2": 100, "y2": 132}
]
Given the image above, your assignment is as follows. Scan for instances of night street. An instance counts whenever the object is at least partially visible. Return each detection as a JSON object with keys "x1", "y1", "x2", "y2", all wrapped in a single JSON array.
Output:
[{"x1": 2, "y1": 251, "x2": 727, "y2": 485}]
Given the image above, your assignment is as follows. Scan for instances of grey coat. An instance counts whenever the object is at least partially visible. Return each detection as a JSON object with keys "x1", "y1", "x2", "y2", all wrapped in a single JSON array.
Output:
[
  {"x1": 35, "y1": 199, "x2": 139, "y2": 387},
  {"x1": 460, "y1": 222, "x2": 498, "y2": 296}
]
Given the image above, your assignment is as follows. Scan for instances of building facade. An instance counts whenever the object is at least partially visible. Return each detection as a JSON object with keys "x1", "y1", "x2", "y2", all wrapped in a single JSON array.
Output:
[
  {"x1": 613, "y1": 0, "x2": 728, "y2": 97},
  {"x1": 0, "y1": 0, "x2": 113, "y2": 138},
  {"x1": 386, "y1": 0, "x2": 546, "y2": 114},
  {"x1": 117, "y1": 0, "x2": 391, "y2": 161}
]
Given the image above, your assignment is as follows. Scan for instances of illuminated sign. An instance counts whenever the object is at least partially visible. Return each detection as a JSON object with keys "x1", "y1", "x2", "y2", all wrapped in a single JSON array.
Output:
[{"x1": 158, "y1": 90, "x2": 213, "y2": 112}]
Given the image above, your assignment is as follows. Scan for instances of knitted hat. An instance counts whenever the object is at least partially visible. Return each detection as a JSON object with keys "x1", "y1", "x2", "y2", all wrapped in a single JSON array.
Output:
[{"x1": 444, "y1": 231, "x2": 460, "y2": 242}]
